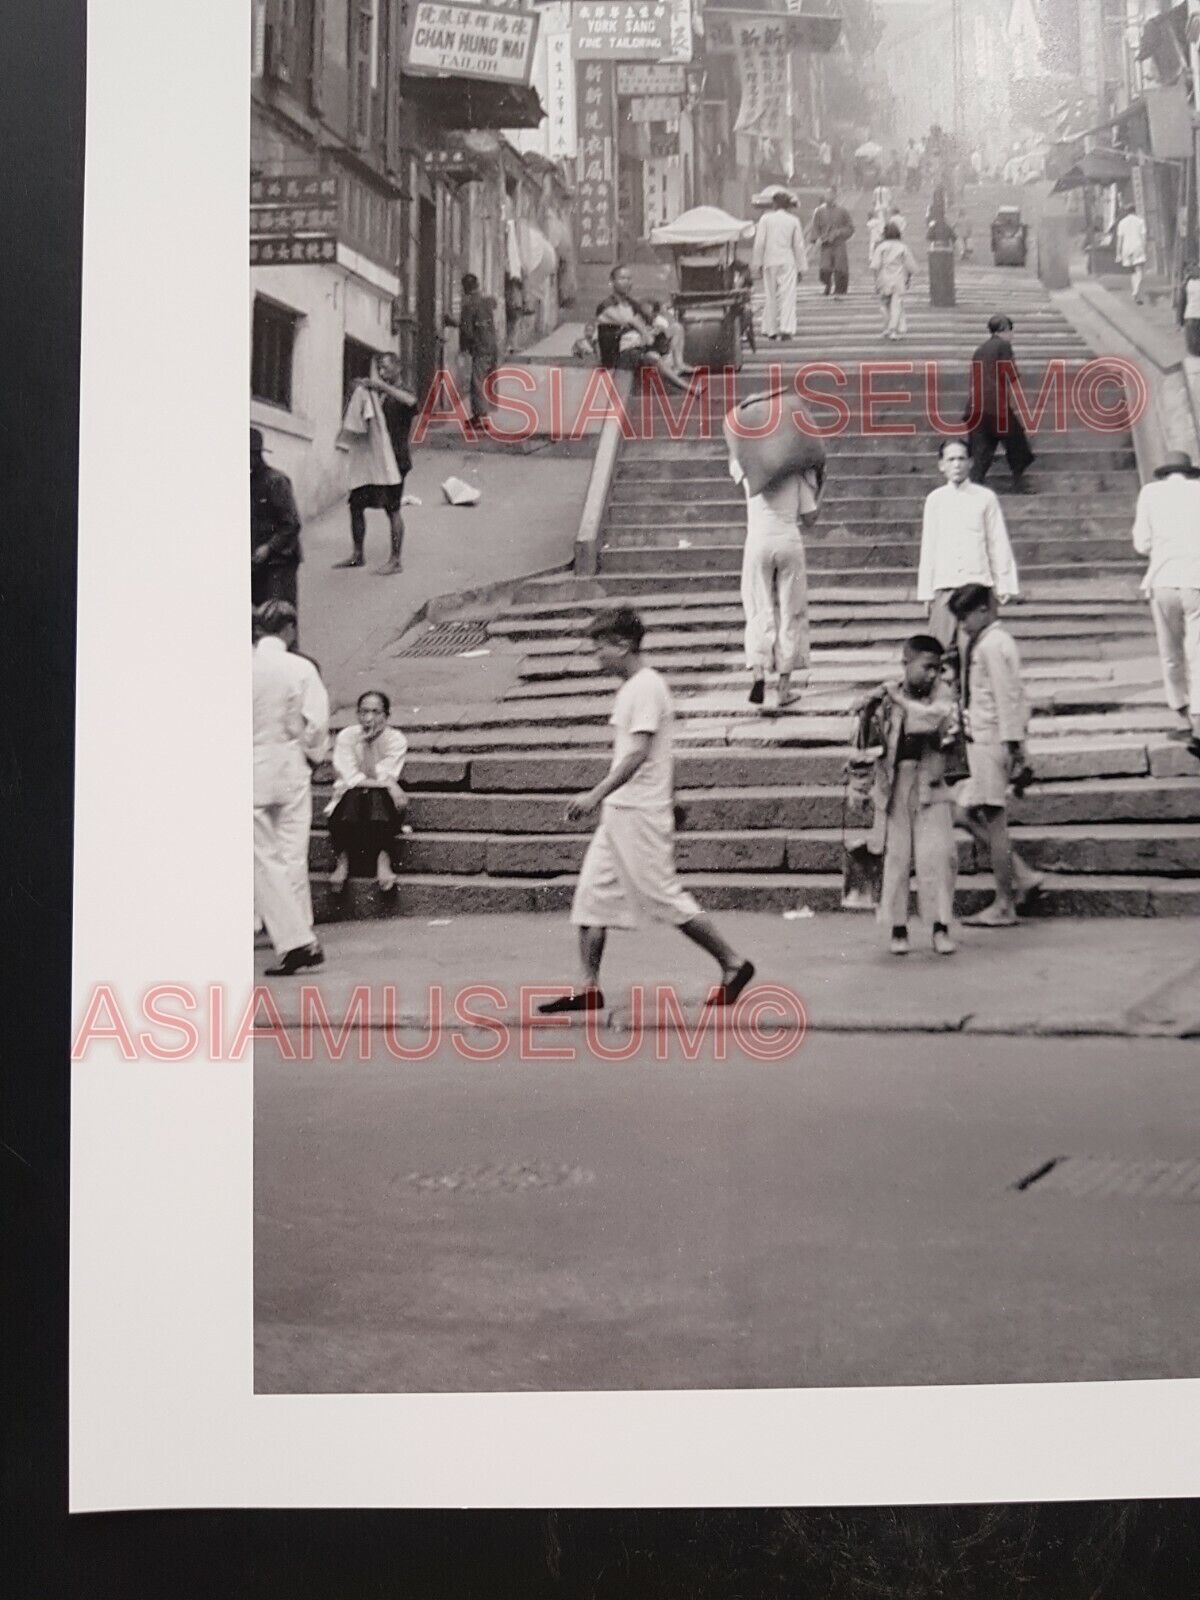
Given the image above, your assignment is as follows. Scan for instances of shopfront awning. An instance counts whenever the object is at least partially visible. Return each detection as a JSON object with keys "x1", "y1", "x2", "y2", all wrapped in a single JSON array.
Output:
[
  {"x1": 403, "y1": 76, "x2": 545, "y2": 132},
  {"x1": 1137, "y1": 3, "x2": 1188, "y2": 85},
  {"x1": 1050, "y1": 147, "x2": 1132, "y2": 193}
]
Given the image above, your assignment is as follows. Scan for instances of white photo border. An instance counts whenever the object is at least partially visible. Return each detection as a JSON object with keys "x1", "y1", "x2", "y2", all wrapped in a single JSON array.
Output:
[{"x1": 69, "y1": 0, "x2": 1200, "y2": 1511}]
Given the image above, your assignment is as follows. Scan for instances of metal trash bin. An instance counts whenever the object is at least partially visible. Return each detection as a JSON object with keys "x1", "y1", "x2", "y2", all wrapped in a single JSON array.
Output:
[
  {"x1": 928, "y1": 242, "x2": 956, "y2": 307},
  {"x1": 679, "y1": 297, "x2": 741, "y2": 370}
]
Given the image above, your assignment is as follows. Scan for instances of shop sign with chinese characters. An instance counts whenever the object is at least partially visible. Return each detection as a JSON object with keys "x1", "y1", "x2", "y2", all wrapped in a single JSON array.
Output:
[
  {"x1": 571, "y1": 2, "x2": 672, "y2": 59},
  {"x1": 402, "y1": 1, "x2": 539, "y2": 85},
  {"x1": 575, "y1": 58, "x2": 617, "y2": 262},
  {"x1": 615, "y1": 62, "x2": 685, "y2": 94},
  {"x1": 250, "y1": 172, "x2": 339, "y2": 266}
]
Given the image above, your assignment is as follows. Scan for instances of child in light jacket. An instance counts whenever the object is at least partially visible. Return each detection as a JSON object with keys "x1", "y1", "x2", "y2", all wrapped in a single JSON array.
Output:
[{"x1": 870, "y1": 220, "x2": 919, "y2": 340}]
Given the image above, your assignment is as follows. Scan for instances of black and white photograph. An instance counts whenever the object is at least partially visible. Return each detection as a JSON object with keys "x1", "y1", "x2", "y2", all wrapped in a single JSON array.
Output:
[{"x1": 243, "y1": 0, "x2": 1200, "y2": 1406}]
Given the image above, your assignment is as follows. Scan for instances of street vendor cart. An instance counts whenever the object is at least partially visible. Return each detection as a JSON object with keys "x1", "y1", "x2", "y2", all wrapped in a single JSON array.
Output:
[{"x1": 649, "y1": 205, "x2": 756, "y2": 371}]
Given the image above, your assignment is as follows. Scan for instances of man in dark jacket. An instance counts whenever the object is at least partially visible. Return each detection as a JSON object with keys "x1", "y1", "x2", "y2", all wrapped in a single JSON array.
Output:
[
  {"x1": 453, "y1": 272, "x2": 500, "y2": 425},
  {"x1": 250, "y1": 427, "x2": 302, "y2": 611},
  {"x1": 808, "y1": 188, "x2": 855, "y2": 296},
  {"x1": 966, "y1": 314, "x2": 1036, "y2": 489}
]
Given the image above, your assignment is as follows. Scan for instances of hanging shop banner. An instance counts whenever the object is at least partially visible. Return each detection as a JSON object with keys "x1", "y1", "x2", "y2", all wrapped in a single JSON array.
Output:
[
  {"x1": 629, "y1": 94, "x2": 680, "y2": 121},
  {"x1": 706, "y1": 5, "x2": 842, "y2": 55},
  {"x1": 402, "y1": 2, "x2": 539, "y2": 86},
  {"x1": 575, "y1": 58, "x2": 617, "y2": 262},
  {"x1": 615, "y1": 62, "x2": 685, "y2": 95},
  {"x1": 643, "y1": 156, "x2": 682, "y2": 231},
  {"x1": 662, "y1": 0, "x2": 694, "y2": 64},
  {"x1": 544, "y1": 6, "x2": 577, "y2": 159},
  {"x1": 732, "y1": 19, "x2": 790, "y2": 137},
  {"x1": 571, "y1": 2, "x2": 672, "y2": 60}
]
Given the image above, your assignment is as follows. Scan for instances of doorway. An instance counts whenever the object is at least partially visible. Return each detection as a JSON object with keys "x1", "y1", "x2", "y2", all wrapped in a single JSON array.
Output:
[{"x1": 415, "y1": 196, "x2": 439, "y2": 400}]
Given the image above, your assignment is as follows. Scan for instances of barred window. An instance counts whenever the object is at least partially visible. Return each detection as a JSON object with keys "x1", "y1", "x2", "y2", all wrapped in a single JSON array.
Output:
[{"x1": 251, "y1": 296, "x2": 300, "y2": 411}]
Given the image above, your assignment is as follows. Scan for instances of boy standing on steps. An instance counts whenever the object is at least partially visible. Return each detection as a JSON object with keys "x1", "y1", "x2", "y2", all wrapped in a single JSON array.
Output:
[
  {"x1": 538, "y1": 607, "x2": 755, "y2": 1015},
  {"x1": 948, "y1": 584, "x2": 1043, "y2": 926},
  {"x1": 850, "y1": 635, "x2": 960, "y2": 956}
]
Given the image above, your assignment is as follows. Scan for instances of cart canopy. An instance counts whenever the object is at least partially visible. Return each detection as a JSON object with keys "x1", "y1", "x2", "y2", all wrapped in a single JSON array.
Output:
[{"x1": 649, "y1": 206, "x2": 756, "y2": 248}]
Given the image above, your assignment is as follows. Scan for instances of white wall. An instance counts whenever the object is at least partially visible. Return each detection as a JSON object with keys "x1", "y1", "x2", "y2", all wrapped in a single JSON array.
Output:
[{"x1": 250, "y1": 254, "x2": 398, "y2": 517}]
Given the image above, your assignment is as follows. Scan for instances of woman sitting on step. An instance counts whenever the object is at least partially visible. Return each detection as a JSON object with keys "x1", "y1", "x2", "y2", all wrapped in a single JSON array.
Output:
[{"x1": 326, "y1": 690, "x2": 409, "y2": 894}]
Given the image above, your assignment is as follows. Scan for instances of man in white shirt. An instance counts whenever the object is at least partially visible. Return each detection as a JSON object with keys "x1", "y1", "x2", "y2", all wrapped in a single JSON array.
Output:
[
  {"x1": 253, "y1": 601, "x2": 330, "y2": 974},
  {"x1": 917, "y1": 438, "x2": 1019, "y2": 648},
  {"x1": 948, "y1": 584, "x2": 1043, "y2": 926},
  {"x1": 1132, "y1": 450, "x2": 1200, "y2": 756},
  {"x1": 751, "y1": 193, "x2": 807, "y2": 342},
  {"x1": 1115, "y1": 204, "x2": 1148, "y2": 303},
  {"x1": 538, "y1": 607, "x2": 754, "y2": 1014}
]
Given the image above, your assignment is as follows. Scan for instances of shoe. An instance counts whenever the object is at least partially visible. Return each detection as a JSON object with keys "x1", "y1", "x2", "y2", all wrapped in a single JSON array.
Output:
[
  {"x1": 706, "y1": 959, "x2": 756, "y2": 1008},
  {"x1": 1186, "y1": 738, "x2": 1200, "y2": 762},
  {"x1": 776, "y1": 687, "x2": 802, "y2": 711},
  {"x1": 264, "y1": 942, "x2": 325, "y2": 976},
  {"x1": 889, "y1": 931, "x2": 910, "y2": 955},
  {"x1": 332, "y1": 556, "x2": 364, "y2": 569},
  {"x1": 748, "y1": 678, "x2": 766, "y2": 706},
  {"x1": 962, "y1": 902, "x2": 1019, "y2": 928},
  {"x1": 376, "y1": 558, "x2": 403, "y2": 575},
  {"x1": 1014, "y1": 875, "x2": 1045, "y2": 912},
  {"x1": 931, "y1": 928, "x2": 956, "y2": 956},
  {"x1": 537, "y1": 988, "x2": 604, "y2": 1015}
]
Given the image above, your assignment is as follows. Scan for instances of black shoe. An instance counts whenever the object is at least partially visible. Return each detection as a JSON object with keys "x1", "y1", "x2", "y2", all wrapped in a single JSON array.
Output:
[
  {"x1": 748, "y1": 678, "x2": 766, "y2": 706},
  {"x1": 537, "y1": 988, "x2": 604, "y2": 1015},
  {"x1": 265, "y1": 942, "x2": 325, "y2": 976},
  {"x1": 1187, "y1": 738, "x2": 1200, "y2": 762},
  {"x1": 706, "y1": 960, "x2": 756, "y2": 1008}
]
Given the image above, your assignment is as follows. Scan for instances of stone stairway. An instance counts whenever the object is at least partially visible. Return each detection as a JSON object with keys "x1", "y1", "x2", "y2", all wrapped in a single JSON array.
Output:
[{"x1": 310, "y1": 236, "x2": 1200, "y2": 922}]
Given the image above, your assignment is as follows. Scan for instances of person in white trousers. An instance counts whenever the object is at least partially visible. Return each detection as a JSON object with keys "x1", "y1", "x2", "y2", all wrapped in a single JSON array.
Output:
[
  {"x1": 253, "y1": 600, "x2": 330, "y2": 975},
  {"x1": 1132, "y1": 450, "x2": 1200, "y2": 759},
  {"x1": 1115, "y1": 203, "x2": 1148, "y2": 304},
  {"x1": 732, "y1": 458, "x2": 821, "y2": 711},
  {"x1": 751, "y1": 192, "x2": 807, "y2": 342},
  {"x1": 870, "y1": 220, "x2": 918, "y2": 340}
]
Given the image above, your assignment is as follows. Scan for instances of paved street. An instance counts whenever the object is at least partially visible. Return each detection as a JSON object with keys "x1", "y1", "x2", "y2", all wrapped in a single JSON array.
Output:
[
  {"x1": 255, "y1": 1027, "x2": 1198, "y2": 1394},
  {"x1": 297, "y1": 444, "x2": 590, "y2": 713}
]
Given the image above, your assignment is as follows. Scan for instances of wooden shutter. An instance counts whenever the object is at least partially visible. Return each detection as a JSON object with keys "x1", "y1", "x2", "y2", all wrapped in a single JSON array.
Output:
[
  {"x1": 266, "y1": 0, "x2": 297, "y2": 83},
  {"x1": 349, "y1": 0, "x2": 373, "y2": 148},
  {"x1": 309, "y1": 0, "x2": 326, "y2": 110},
  {"x1": 384, "y1": 0, "x2": 403, "y2": 173}
]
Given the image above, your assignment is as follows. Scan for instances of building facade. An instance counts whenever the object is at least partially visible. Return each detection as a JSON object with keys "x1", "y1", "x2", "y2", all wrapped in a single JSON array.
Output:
[{"x1": 250, "y1": 0, "x2": 573, "y2": 517}]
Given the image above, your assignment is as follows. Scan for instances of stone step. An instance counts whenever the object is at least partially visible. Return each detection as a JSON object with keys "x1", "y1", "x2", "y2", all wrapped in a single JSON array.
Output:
[
  {"x1": 491, "y1": 588, "x2": 1146, "y2": 624},
  {"x1": 608, "y1": 472, "x2": 1135, "y2": 501},
  {"x1": 310, "y1": 824, "x2": 1200, "y2": 878},
  {"x1": 409, "y1": 751, "x2": 1200, "y2": 801},
  {"x1": 309, "y1": 870, "x2": 1200, "y2": 922},
  {"x1": 623, "y1": 416, "x2": 1129, "y2": 442},
  {"x1": 604, "y1": 502, "x2": 1134, "y2": 530},
  {"x1": 616, "y1": 440, "x2": 1136, "y2": 465},
  {"x1": 515, "y1": 569, "x2": 1145, "y2": 604},
  {"x1": 492, "y1": 609, "x2": 1149, "y2": 645},
  {"x1": 507, "y1": 664, "x2": 1152, "y2": 703},
  {"x1": 598, "y1": 539, "x2": 1141, "y2": 573},
  {"x1": 311, "y1": 781, "x2": 1200, "y2": 835}
]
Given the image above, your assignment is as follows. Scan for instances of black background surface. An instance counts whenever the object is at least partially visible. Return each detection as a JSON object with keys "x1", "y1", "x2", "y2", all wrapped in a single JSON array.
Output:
[{"x1": 2, "y1": 0, "x2": 1197, "y2": 1592}]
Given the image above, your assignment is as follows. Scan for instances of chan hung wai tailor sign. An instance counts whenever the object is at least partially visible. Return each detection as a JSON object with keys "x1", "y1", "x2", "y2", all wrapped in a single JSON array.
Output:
[{"x1": 402, "y1": 1, "x2": 539, "y2": 85}]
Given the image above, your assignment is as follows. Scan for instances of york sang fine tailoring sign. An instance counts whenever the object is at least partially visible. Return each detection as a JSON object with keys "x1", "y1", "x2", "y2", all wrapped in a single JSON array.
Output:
[{"x1": 402, "y1": 2, "x2": 539, "y2": 86}]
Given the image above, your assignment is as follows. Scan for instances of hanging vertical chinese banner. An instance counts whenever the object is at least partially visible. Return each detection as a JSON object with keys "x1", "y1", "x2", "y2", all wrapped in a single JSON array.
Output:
[
  {"x1": 543, "y1": 3, "x2": 576, "y2": 159},
  {"x1": 575, "y1": 58, "x2": 617, "y2": 263},
  {"x1": 733, "y1": 19, "x2": 790, "y2": 140}
]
